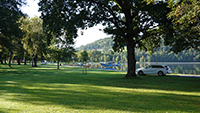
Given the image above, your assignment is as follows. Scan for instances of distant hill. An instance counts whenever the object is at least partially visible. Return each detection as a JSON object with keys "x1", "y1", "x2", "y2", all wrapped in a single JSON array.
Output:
[
  {"x1": 76, "y1": 37, "x2": 113, "y2": 51},
  {"x1": 76, "y1": 37, "x2": 200, "y2": 62}
]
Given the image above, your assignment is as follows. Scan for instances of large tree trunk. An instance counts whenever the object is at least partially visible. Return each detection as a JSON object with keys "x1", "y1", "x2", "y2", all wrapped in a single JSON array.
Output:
[
  {"x1": 24, "y1": 56, "x2": 27, "y2": 65},
  {"x1": 0, "y1": 59, "x2": 3, "y2": 64},
  {"x1": 0, "y1": 55, "x2": 3, "y2": 64},
  {"x1": 8, "y1": 51, "x2": 12, "y2": 67},
  {"x1": 4, "y1": 59, "x2": 6, "y2": 64},
  {"x1": 125, "y1": 42, "x2": 137, "y2": 77},
  {"x1": 17, "y1": 57, "x2": 20, "y2": 65},
  {"x1": 57, "y1": 59, "x2": 60, "y2": 69},
  {"x1": 124, "y1": 8, "x2": 137, "y2": 77},
  {"x1": 24, "y1": 52, "x2": 27, "y2": 65},
  {"x1": 32, "y1": 57, "x2": 33, "y2": 67},
  {"x1": 32, "y1": 54, "x2": 34, "y2": 67},
  {"x1": 33, "y1": 54, "x2": 38, "y2": 67}
]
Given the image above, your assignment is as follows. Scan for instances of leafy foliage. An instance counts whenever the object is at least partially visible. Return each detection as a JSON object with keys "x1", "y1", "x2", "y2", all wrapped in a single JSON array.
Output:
[
  {"x1": 45, "y1": 33, "x2": 76, "y2": 69},
  {"x1": 39, "y1": 0, "x2": 78, "y2": 45},
  {"x1": 0, "y1": 0, "x2": 25, "y2": 67},
  {"x1": 45, "y1": 46, "x2": 74, "y2": 69},
  {"x1": 18, "y1": 16, "x2": 46, "y2": 67},
  {"x1": 166, "y1": 0, "x2": 200, "y2": 53},
  {"x1": 0, "y1": 0, "x2": 25, "y2": 39},
  {"x1": 81, "y1": 50, "x2": 88, "y2": 62}
]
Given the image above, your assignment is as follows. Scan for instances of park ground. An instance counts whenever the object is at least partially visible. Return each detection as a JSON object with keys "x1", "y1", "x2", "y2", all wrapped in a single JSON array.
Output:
[{"x1": 0, "y1": 64, "x2": 200, "y2": 113}]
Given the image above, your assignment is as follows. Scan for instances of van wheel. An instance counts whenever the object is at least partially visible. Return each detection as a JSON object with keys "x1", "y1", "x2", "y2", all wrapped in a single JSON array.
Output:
[
  {"x1": 158, "y1": 71, "x2": 164, "y2": 76},
  {"x1": 138, "y1": 71, "x2": 144, "y2": 76}
]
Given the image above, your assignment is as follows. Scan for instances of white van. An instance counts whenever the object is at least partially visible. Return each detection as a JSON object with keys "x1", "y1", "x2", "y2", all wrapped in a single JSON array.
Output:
[{"x1": 136, "y1": 64, "x2": 172, "y2": 76}]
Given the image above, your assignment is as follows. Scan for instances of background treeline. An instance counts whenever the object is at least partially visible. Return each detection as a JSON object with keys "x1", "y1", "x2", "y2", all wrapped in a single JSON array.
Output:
[{"x1": 77, "y1": 38, "x2": 200, "y2": 62}]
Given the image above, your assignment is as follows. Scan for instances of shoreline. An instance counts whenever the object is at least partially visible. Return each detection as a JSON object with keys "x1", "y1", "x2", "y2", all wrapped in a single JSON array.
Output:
[{"x1": 62, "y1": 64, "x2": 200, "y2": 76}]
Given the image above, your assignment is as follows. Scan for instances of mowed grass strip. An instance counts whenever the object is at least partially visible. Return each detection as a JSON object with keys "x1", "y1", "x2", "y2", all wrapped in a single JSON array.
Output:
[{"x1": 0, "y1": 64, "x2": 200, "y2": 113}]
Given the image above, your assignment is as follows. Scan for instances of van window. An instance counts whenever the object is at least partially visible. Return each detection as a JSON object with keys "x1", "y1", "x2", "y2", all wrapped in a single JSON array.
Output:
[{"x1": 152, "y1": 65, "x2": 164, "y2": 68}]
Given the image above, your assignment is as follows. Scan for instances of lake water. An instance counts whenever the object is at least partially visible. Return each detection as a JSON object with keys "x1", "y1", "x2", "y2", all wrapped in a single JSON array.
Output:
[{"x1": 92, "y1": 62, "x2": 200, "y2": 75}]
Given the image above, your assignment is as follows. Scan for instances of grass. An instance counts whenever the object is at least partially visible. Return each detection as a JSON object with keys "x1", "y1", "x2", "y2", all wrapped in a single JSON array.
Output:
[{"x1": 0, "y1": 64, "x2": 200, "y2": 113}]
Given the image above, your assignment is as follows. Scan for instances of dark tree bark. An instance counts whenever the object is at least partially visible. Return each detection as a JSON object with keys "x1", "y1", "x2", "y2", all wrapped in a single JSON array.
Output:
[
  {"x1": 125, "y1": 38, "x2": 136, "y2": 77},
  {"x1": 24, "y1": 51, "x2": 27, "y2": 65},
  {"x1": 31, "y1": 54, "x2": 34, "y2": 67},
  {"x1": 0, "y1": 59, "x2": 3, "y2": 64},
  {"x1": 17, "y1": 57, "x2": 20, "y2": 65},
  {"x1": 124, "y1": 8, "x2": 136, "y2": 77},
  {"x1": 8, "y1": 51, "x2": 12, "y2": 67},
  {"x1": 57, "y1": 59, "x2": 60, "y2": 69},
  {"x1": 33, "y1": 54, "x2": 38, "y2": 67},
  {"x1": 24, "y1": 57, "x2": 27, "y2": 65}
]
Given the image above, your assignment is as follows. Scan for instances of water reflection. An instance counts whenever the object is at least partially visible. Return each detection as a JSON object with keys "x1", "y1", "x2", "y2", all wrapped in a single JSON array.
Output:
[{"x1": 92, "y1": 62, "x2": 200, "y2": 75}]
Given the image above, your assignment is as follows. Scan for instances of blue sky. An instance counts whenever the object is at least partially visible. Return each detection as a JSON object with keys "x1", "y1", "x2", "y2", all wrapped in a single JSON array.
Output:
[{"x1": 21, "y1": 0, "x2": 109, "y2": 48}]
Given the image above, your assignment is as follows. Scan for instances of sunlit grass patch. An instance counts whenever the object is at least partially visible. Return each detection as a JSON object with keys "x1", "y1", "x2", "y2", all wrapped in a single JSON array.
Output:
[{"x1": 0, "y1": 64, "x2": 200, "y2": 112}]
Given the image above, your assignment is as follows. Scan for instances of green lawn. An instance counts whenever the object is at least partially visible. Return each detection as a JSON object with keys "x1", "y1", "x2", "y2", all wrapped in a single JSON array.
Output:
[{"x1": 0, "y1": 64, "x2": 200, "y2": 113}]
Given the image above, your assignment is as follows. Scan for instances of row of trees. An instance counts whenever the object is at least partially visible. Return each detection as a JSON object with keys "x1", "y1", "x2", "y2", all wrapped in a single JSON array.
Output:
[
  {"x1": 75, "y1": 49, "x2": 200, "y2": 63},
  {"x1": 0, "y1": 0, "x2": 75, "y2": 69},
  {"x1": 0, "y1": 16, "x2": 76, "y2": 69}
]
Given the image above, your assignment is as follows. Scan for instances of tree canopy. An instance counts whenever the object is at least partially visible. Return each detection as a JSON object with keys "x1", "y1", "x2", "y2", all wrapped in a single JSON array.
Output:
[
  {"x1": 18, "y1": 16, "x2": 46, "y2": 67},
  {"x1": 166, "y1": 0, "x2": 200, "y2": 53}
]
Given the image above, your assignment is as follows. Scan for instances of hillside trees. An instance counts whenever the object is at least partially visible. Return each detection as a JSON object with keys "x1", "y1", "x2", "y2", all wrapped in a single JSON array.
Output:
[
  {"x1": 39, "y1": 0, "x2": 171, "y2": 77},
  {"x1": 88, "y1": 50, "x2": 102, "y2": 62},
  {"x1": 77, "y1": 37, "x2": 200, "y2": 62}
]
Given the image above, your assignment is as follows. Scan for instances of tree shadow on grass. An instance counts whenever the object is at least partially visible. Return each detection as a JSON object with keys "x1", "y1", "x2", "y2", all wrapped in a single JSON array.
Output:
[
  {"x1": 1, "y1": 80, "x2": 200, "y2": 112},
  {"x1": 0, "y1": 65, "x2": 200, "y2": 112},
  {"x1": 2, "y1": 65, "x2": 200, "y2": 93}
]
